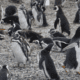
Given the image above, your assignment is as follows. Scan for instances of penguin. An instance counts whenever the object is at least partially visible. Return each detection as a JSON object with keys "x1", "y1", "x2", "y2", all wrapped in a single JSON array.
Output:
[
  {"x1": 5, "y1": 5, "x2": 17, "y2": 17},
  {"x1": 18, "y1": 30, "x2": 43, "y2": 43},
  {"x1": 18, "y1": 5, "x2": 32, "y2": 30},
  {"x1": 52, "y1": 37, "x2": 71, "y2": 51},
  {"x1": 19, "y1": 4, "x2": 34, "y2": 30},
  {"x1": 33, "y1": 38, "x2": 53, "y2": 49},
  {"x1": 11, "y1": 33, "x2": 30, "y2": 67},
  {"x1": 1, "y1": 15, "x2": 19, "y2": 24},
  {"x1": 39, "y1": 43, "x2": 60, "y2": 80},
  {"x1": 32, "y1": 1, "x2": 48, "y2": 27},
  {"x1": 62, "y1": 27, "x2": 80, "y2": 74},
  {"x1": 53, "y1": 6, "x2": 70, "y2": 35},
  {"x1": 48, "y1": 28, "x2": 69, "y2": 51},
  {"x1": 0, "y1": 65, "x2": 9, "y2": 80},
  {"x1": 74, "y1": 0, "x2": 80, "y2": 23},
  {"x1": 8, "y1": 22, "x2": 21, "y2": 36},
  {"x1": 49, "y1": 28, "x2": 66, "y2": 38}
]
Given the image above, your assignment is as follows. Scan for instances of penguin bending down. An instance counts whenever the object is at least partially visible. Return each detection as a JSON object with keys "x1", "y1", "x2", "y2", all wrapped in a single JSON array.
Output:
[
  {"x1": 11, "y1": 33, "x2": 30, "y2": 67},
  {"x1": 0, "y1": 65, "x2": 9, "y2": 80},
  {"x1": 18, "y1": 30, "x2": 43, "y2": 43},
  {"x1": 53, "y1": 6, "x2": 70, "y2": 35},
  {"x1": 62, "y1": 27, "x2": 80, "y2": 74},
  {"x1": 18, "y1": 5, "x2": 33, "y2": 30},
  {"x1": 5, "y1": 5, "x2": 17, "y2": 17},
  {"x1": 33, "y1": 38, "x2": 53, "y2": 49},
  {"x1": 49, "y1": 28, "x2": 66, "y2": 38},
  {"x1": 52, "y1": 37, "x2": 71, "y2": 51},
  {"x1": 1, "y1": 15, "x2": 19, "y2": 24},
  {"x1": 39, "y1": 43, "x2": 60, "y2": 79},
  {"x1": 32, "y1": 2, "x2": 48, "y2": 27}
]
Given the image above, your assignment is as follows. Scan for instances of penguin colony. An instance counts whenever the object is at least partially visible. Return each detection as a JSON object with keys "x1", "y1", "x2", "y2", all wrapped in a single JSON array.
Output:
[{"x1": 0, "y1": 0, "x2": 80, "y2": 80}]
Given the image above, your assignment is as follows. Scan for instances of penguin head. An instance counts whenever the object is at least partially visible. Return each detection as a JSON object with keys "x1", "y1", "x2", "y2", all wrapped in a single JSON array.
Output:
[
  {"x1": 40, "y1": 43, "x2": 53, "y2": 57},
  {"x1": 11, "y1": 31, "x2": 20, "y2": 40},
  {"x1": 44, "y1": 43, "x2": 54, "y2": 52},
  {"x1": 53, "y1": 6, "x2": 59, "y2": 12},
  {"x1": 40, "y1": 41, "x2": 48, "y2": 49},
  {"x1": 49, "y1": 28, "x2": 56, "y2": 34}
]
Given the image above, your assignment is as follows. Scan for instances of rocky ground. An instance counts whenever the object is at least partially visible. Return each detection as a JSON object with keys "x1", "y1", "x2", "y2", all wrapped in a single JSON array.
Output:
[{"x1": 0, "y1": 0, "x2": 80, "y2": 80}]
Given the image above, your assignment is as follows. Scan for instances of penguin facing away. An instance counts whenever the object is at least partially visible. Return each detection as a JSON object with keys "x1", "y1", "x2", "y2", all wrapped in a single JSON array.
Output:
[
  {"x1": 5, "y1": 5, "x2": 17, "y2": 17},
  {"x1": 62, "y1": 27, "x2": 80, "y2": 74},
  {"x1": 0, "y1": 65, "x2": 9, "y2": 80},
  {"x1": 39, "y1": 43, "x2": 60, "y2": 80},
  {"x1": 11, "y1": 33, "x2": 30, "y2": 67},
  {"x1": 53, "y1": 6, "x2": 70, "y2": 35}
]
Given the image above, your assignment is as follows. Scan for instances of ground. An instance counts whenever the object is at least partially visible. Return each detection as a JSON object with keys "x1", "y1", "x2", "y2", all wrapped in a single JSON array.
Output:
[{"x1": 0, "y1": 0, "x2": 80, "y2": 80}]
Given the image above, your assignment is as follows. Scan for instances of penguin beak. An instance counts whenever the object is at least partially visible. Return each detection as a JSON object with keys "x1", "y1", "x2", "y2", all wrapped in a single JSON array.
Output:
[{"x1": 63, "y1": 42, "x2": 77, "y2": 51}]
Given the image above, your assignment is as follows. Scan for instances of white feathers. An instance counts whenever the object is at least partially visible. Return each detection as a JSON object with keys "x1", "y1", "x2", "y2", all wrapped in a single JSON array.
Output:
[
  {"x1": 75, "y1": 45, "x2": 80, "y2": 72},
  {"x1": 11, "y1": 41, "x2": 27, "y2": 64},
  {"x1": 55, "y1": 6, "x2": 59, "y2": 12},
  {"x1": 42, "y1": 61, "x2": 50, "y2": 79},
  {"x1": 32, "y1": 6, "x2": 43, "y2": 26},
  {"x1": 41, "y1": 41, "x2": 48, "y2": 48},
  {"x1": 18, "y1": 8, "x2": 28, "y2": 30},
  {"x1": 45, "y1": 0, "x2": 50, "y2": 6}
]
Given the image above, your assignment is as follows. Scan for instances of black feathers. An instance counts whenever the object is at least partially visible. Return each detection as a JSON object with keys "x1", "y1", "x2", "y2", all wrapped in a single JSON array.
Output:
[
  {"x1": 5, "y1": 5, "x2": 17, "y2": 17},
  {"x1": 54, "y1": 6, "x2": 70, "y2": 35},
  {"x1": 39, "y1": 44, "x2": 60, "y2": 80}
]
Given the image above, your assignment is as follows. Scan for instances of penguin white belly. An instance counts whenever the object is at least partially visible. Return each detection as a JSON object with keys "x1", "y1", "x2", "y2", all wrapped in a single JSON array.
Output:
[
  {"x1": 45, "y1": 0, "x2": 50, "y2": 6},
  {"x1": 75, "y1": 46, "x2": 80, "y2": 72},
  {"x1": 18, "y1": 10, "x2": 28, "y2": 29},
  {"x1": 11, "y1": 42, "x2": 27, "y2": 64},
  {"x1": 32, "y1": 8, "x2": 43, "y2": 26},
  {"x1": 42, "y1": 61, "x2": 50, "y2": 79}
]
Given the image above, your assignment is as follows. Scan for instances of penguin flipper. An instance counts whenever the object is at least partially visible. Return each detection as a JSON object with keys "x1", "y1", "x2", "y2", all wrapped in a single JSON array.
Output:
[
  {"x1": 54, "y1": 18, "x2": 59, "y2": 29},
  {"x1": 37, "y1": 12, "x2": 42, "y2": 22}
]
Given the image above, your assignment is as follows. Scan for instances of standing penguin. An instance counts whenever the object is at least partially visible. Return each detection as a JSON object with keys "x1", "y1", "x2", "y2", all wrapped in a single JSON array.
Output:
[
  {"x1": 62, "y1": 27, "x2": 80, "y2": 74},
  {"x1": 11, "y1": 33, "x2": 30, "y2": 67},
  {"x1": 0, "y1": 65, "x2": 9, "y2": 80},
  {"x1": 18, "y1": 5, "x2": 29, "y2": 30},
  {"x1": 74, "y1": 0, "x2": 80, "y2": 23},
  {"x1": 32, "y1": 1, "x2": 48, "y2": 27},
  {"x1": 53, "y1": 6, "x2": 70, "y2": 35},
  {"x1": 39, "y1": 43, "x2": 60, "y2": 80}
]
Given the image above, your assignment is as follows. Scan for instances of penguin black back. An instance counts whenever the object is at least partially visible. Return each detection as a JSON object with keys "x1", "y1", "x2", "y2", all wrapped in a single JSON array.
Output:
[
  {"x1": 0, "y1": 65, "x2": 9, "y2": 80},
  {"x1": 39, "y1": 44, "x2": 60, "y2": 80},
  {"x1": 5, "y1": 5, "x2": 17, "y2": 17},
  {"x1": 54, "y1": 6, "x2": 70, "y2": 35}
]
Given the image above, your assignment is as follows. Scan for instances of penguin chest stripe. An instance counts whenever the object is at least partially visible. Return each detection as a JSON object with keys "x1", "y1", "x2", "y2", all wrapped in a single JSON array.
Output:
[{"x1": 42, "y1": 61, "x2": 50, "y2": 79}]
